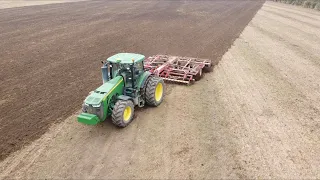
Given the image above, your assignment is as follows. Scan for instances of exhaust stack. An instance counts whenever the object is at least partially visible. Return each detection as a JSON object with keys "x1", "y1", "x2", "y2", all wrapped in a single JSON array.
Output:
[{"x1": 101, "y1": 63, "x2": 109, "y2": 84}]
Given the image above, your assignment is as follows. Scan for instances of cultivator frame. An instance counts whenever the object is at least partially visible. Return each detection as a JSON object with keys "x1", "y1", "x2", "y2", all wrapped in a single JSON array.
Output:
[{"x1": 144, "y1": 55, "x2": 212, "y2": 84}]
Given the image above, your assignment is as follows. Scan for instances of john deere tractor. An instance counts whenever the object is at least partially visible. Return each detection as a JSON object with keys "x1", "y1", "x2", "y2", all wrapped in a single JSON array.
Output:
[{"x1": 77, "y1": 53, "x2": 164, "y2": 127}]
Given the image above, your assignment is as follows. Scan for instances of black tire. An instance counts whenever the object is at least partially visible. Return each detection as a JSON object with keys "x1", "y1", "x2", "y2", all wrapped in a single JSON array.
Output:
[
  {"x1": 203, "y1": 65, "x2": 213, "y2": 72},
  {"x1": 145, "y1": 76, "x2": 164, "y2": 106},
  {"x1": 111, "y1": 100, "x2": 134, "y2": 127},
  {"x1": 194, "y1": 68, "x2": 203, "y2": 81}
]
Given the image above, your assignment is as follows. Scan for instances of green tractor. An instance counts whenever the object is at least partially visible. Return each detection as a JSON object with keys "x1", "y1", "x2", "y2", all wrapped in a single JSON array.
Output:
[{"x1": 77, "y1": 53, "x2": 164, "y2": 127}]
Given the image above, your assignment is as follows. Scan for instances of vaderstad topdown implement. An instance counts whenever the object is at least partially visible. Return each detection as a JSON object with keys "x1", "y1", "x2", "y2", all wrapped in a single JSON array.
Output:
[{"x1": 77, "y1": 53, "x2": 212, "y2": 127}]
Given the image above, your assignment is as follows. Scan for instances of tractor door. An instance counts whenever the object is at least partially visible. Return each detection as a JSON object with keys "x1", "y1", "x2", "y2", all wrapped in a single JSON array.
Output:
[
  {"x1": 123, "y1": 62, "x2": 144, "y2": 97},
  {"x1": 134, "y1": 61, "x2": 144, "y2": 82},
  {"x1": 123, "y1": 62, "x2": 143, "y2": 88}
]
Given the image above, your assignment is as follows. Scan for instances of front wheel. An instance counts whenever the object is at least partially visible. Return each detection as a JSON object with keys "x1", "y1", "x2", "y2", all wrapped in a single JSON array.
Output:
[
  {"x1": 145, "y1": 76, "x2": 165, "y2": 106},
  {"x1": 111, "y1": 100, "x2": 134, "y2": 127}
]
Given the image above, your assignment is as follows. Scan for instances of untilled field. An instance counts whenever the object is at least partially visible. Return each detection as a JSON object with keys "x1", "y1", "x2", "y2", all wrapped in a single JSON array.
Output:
[
  {"x1": 0, "y1": 0, "x2": 263, "y2": 160},
  {"x1": 2, "y1": 0, "x2": 320, "y2": 179}
]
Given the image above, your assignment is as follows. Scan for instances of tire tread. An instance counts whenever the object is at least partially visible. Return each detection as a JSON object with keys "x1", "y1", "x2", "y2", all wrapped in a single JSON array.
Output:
[{"x1": 111, "y1": 100, "x2": 134, "y2": 127}]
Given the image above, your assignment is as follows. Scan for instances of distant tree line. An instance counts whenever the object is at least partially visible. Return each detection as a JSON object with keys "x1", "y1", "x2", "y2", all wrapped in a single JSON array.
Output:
[{"x1": 273, "y1": 0, "x2": 320, "y2": 10}]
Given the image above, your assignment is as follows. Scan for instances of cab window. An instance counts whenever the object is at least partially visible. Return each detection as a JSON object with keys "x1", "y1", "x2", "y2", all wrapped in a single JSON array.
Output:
[{"x1": 135, "y1": 62, "x2": 143, "y2": 71}]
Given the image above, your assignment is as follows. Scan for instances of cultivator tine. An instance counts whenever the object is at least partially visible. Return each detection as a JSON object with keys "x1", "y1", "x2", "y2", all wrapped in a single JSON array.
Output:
[{"x1": 145, "y1": 55, "x2": 212, "y2": 85}]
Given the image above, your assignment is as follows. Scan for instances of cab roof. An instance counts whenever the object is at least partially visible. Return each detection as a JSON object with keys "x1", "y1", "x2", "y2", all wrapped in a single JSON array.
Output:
[{"x1": 107, "y1": 53, "x2": 145, "y2": 64}]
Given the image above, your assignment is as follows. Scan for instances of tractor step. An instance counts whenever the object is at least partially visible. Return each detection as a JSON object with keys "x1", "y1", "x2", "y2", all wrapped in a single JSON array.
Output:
[{"x1": 144, "y1": 55, "x2": 212, "y2": 84}]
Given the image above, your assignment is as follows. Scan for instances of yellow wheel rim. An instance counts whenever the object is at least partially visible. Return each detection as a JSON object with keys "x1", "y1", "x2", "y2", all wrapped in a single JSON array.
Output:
[
  {"x1": 123, "y1": 106, "x2": 132, "y2": 122},
  {"x1": 155, "y1": 82, "x2": 163, "y2": 102}
]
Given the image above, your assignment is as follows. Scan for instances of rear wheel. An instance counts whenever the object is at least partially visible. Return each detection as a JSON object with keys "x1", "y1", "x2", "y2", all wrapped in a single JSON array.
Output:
[
  {"x1": 111, "y1": 100, "x2": 134, "y2": 127},
  {"x1": 145, "y1": 76, "x2": 164, "y2": 106}
]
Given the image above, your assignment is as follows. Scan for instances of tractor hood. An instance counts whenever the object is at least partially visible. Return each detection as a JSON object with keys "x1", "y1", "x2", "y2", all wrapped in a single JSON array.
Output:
[{"x1": 84, "y1": 76, "x2": 123, "y2": 105}]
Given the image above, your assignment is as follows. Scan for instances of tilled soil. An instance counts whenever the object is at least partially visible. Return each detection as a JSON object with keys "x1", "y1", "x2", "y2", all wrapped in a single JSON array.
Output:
[
  {"x1": 0, "y1": 0, "x2": 264, "y2": 160},
  {"x1": 1, "y1": 1, "x2": 320, "y2": 179}
]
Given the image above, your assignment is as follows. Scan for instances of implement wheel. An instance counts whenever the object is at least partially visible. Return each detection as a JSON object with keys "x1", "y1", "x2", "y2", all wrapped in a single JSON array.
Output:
[
  {"x1": 195, "y1": 68, "x2": 203, "y2": 81},
  {"x1": 145, "y1": 76, "x2": 164, "y2": 106},
  {"x1": 112, "y1": 100, "x2": 134, "y2": 127}
]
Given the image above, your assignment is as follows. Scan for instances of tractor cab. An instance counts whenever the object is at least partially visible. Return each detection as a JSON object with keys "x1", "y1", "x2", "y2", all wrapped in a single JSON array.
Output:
[{"x1": 102, "y1": 53, "x2": 145, "y2": 91}]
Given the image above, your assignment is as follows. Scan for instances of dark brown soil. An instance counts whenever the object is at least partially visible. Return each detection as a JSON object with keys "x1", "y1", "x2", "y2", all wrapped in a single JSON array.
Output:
[{"x1": 0, "y1": 0, "x2": 264, "y2": 160}]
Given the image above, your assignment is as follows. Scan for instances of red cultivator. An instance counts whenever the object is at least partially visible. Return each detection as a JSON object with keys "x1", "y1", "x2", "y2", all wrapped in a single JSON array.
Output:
[{"x1": 144, "y1": 55, "x2": 212, "y2": 84}]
